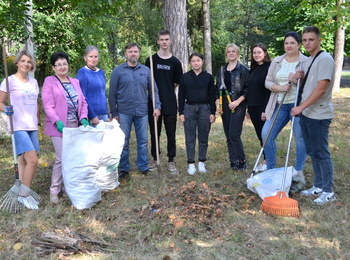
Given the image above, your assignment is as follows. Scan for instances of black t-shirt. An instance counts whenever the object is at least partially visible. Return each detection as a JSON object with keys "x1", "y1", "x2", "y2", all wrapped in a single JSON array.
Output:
[
  {"x1": 246, "y1": 62, "x2": 271, "y2": 107},
  {"x1": 145, "y1": 54, "x2": 183, "y2": 115}
]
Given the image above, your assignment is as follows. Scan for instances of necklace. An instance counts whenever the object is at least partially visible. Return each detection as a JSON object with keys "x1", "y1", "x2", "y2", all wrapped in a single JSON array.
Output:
[{"x1": 86, "y1": 65, "x2": 96, "y2": 71}]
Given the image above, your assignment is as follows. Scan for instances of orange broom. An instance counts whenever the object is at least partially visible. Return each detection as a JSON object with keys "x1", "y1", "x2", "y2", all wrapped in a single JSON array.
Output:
[{"x1": 260, "y1": 67, "x2": 303, "y2": 218}]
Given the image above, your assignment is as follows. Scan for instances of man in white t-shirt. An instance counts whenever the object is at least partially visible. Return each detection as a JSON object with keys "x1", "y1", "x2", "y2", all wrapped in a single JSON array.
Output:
[{"x1": 292, "y1": 26, "x2": 335, "y2": 205}]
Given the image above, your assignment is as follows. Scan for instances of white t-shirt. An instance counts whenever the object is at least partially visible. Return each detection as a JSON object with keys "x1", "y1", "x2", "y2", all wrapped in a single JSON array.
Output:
[
  {"x1": 301, "y1": 51, "x2": 334, "y2": 120},
  {"x1": 276, "y1": 59, "x2": 298, "y2": 104},
  {"x1": 0, "y1": 74, "x2": 39, "y2": 131}
]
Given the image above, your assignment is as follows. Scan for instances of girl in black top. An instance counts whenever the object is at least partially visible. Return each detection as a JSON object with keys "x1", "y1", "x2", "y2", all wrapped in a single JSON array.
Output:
[
  {"x1": 246, "y1": 43, "x2": 271, "y2": 172},
  {"x1": 178, "y1": 52, "x2": 216, "y2": 175},
  {"x1": 215, "y1": 43, "x2": 249, "y2": 170}
]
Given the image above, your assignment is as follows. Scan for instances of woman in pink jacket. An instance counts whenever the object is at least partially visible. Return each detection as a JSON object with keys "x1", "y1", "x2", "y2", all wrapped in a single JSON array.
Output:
[{"x1": 42, "y1": 52, "x2": 88, "y2": 204}]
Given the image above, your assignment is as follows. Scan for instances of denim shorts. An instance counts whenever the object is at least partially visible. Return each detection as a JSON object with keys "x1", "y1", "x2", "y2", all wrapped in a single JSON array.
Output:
[{"x1": 14, "y1": 130, "x2": 40, "y2": 156}]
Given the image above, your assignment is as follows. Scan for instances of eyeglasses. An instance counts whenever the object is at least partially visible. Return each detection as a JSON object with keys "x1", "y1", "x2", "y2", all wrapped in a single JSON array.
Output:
[{"x1": 54, "y1": 63, "x2": 69, "y2": 67}]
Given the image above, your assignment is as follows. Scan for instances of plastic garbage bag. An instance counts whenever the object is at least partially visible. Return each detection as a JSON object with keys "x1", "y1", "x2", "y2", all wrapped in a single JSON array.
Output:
[
  {"x1": 62, "y1": 120, "x2": 124, "y2": 209},
  {"x1": 246, "y1": 166, "x2": 297, "y2": 200}
]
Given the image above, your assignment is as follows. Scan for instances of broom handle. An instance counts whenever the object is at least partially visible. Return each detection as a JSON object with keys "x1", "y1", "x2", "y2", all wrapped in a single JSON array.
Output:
[
  {"x1": 149, "y1": 47, "x2": 160, "y2": 167},
  {"x1": 252, "y1": 90, "x2": 288, "y2": 173},
  {"x1": 282, "y1": 62, "x2": 303, "y2": 190},
  {"x1": 2, "y1": 43, "x2": 19, "y2": 179}
]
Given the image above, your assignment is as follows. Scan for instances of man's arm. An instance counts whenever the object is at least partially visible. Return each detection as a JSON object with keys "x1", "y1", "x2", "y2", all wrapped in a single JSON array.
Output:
[
  {"x1": 108, "y1": 68, "x2": 119, "y2": 119},
  {"x1": 291, "y1": 79, "x2": 329, "y2": 116}
]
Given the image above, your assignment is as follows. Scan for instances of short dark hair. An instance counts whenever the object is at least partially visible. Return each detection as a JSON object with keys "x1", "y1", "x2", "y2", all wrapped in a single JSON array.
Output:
[
  {"x1": 125, "y1": 42, "x2": 141, "y2": 51},
  {"x1": 284, "y1": 31, "x2": 301, "y2": 44},
  {"x1": 250, "y1": 43, "x2": 271, "y2": 71},
  {"x1": 157, "y1": 30, "x2": 170, "y2": 39},
  {"x1": 189, "y1": 51, "x2": 204, "y2": 62},
  {"x1": 50, "y1": 52, "x2": 69, "y2": 65},
  {"x1": 302, "y1": 26, "x2": 321, "y2": 38}
]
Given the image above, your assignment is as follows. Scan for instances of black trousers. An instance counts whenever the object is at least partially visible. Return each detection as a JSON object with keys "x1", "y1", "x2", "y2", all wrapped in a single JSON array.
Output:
[
  {"x1": 247, "y1": 105, "x2": 266, "y2": 159},
  {"x1": 148, "y1": 103, "x2": 177, "y2": 161}
]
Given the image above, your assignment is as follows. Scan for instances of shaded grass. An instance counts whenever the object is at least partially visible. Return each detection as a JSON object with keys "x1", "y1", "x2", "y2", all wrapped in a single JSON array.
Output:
[{"x1": 0, "y1": 89, "x2": 350, "y2": 259}]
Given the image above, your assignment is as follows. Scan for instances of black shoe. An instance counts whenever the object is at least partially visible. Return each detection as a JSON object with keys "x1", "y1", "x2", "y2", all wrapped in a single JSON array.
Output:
[
  {"x1": 119, "y1": 170, "x2": 129, "y2": 179},
  {"x1": 237, "y1": 160, "x2": 247, "y2": 170},
  {"x1": 230, "y1": 161, "x2": 238, "y2": 170},
  {"x1": 141, "y1": 169, "x2": 149, "y2": 175}
]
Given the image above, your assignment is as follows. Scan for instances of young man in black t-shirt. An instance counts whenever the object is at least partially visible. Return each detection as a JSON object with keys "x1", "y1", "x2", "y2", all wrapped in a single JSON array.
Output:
[{"x1": 145, "y1": 30, "x2": 183, "y2": 173}]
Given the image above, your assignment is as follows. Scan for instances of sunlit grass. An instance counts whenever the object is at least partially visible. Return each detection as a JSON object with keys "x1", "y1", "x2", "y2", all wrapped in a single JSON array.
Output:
[{"x1": 0, "y1": 89, "x2": 349, "y2": 259}]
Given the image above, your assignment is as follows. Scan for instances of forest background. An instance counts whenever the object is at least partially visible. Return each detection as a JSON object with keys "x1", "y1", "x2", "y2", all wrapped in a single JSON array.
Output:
[
  {"x1": 1, "y1": 1, "x2": 350, "y2": 259},
  {"x1": 0, "y1": 0, "x2": 349, "y2": 89}
]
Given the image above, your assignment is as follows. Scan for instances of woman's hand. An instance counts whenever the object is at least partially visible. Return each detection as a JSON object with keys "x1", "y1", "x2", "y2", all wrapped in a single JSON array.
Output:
[
  {"x1": 228, "y1": 100, "x2": 240, "y2": 111},
  {"x1": 91, "y1": 117, "x2": 100, "y2": 126},
  {"x1": 179, "y1": 114, "x2": 185, "y2": 124},
  {"x1": 210, "y1": 114, "x2": 216, "y2": 124},
  {"x1": 261, "y1": 112, "x2": 266, "y2": 121},
  {"x1": 280, "y1": 83, "x2": 291, "y2": 92}
]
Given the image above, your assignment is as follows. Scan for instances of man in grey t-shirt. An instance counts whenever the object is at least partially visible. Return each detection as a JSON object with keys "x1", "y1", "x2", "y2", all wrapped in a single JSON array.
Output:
[{"x1": 292, "y1": 26, "x2": 336, "y2": 205}]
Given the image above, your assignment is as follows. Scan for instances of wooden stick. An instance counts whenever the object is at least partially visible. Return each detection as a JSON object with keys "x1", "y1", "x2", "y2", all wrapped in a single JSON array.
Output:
[{"x1": 149, "y1": 47, "x2": 161, "y2": 174}]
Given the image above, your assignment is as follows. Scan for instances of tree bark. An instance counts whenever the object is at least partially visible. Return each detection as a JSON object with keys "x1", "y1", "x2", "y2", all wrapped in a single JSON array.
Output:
[
  {"x1": 202, "y1": 0, "x2": 212, "y2": 74},
  {"x1": 332, "y1": 0, "x2": 346, "y2": 93},
  {"x1": 163, "y1": 0, "x2": 188, "y2": 72}
]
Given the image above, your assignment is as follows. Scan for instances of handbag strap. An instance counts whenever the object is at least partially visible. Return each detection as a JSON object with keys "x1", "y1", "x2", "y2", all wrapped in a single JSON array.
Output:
[
  {"x1": 297, "y1": 50, "x2": 324, "y2": 105},
  {"x1": 54, "y1": 75, "x2": 79, "y2": 118}
]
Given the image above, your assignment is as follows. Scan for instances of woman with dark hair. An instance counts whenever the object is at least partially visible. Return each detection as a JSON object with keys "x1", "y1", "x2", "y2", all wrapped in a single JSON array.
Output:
[
  {"x1": 76, "y1": 45, "x2": 109, "y2": 125},
  {"x1": 262, "y1": 32, "x2": 308, "y2": 175},
  {"x1": 178, "y1": 52, "x2": 216, "y2": 175},
  {"x1": 215, "y1": 43, "x2": 249, "y2": 170},
  {"x1": 42, "y1": 51, "x2": 89, "y2": 203},
  {"x1": 246, "y1": 43, "x2": 271, "y2": 172},
  {"x1": 0, "y1": 50, "x2": 40, "y2": 209}
]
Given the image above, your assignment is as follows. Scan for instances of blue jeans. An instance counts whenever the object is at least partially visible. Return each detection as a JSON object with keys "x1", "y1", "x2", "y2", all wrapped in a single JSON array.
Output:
[
  {"x1": 183, "y1": 103, "x2": 211, "y2": 163},
  {"x1": 300, "y1": 115, "x2": 334, "y2": 192},
  {"x1": 118, "y1": 113, "x2": 149, "y2": 172},
  {"x1": 262, "y1": 103, "x2": 306, "y2": 171}
]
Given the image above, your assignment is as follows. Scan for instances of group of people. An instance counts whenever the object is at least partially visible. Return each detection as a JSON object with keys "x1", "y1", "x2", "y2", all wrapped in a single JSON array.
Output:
[{"x1": 0, "y1": 25, "x2": 336, "y2": 208}]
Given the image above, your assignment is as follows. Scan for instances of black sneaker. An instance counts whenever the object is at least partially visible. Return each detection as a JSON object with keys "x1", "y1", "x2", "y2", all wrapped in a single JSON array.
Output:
[
  {"x1": 237, "y1": 160, "x2": 247, "y2": 170},
  {"x1": 141, "y1": 169, "x2": 149, "y2": 175},
  {"x1": 119, "y1": 170, "x2": 129, "y2": 179},
  {"x1": 230, "y1": 161, "x2": 238, "y2": 170}
]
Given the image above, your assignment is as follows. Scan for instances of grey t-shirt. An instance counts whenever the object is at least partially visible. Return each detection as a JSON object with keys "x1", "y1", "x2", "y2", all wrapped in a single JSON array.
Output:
[{"x1": 301, "y1": 51, "x2": 335, "y2": 119}]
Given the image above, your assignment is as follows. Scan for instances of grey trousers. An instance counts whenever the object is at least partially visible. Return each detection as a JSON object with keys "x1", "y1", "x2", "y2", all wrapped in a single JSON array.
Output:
[{"x1": 183, "y1": 103, "x2": 211, "y2": 163}]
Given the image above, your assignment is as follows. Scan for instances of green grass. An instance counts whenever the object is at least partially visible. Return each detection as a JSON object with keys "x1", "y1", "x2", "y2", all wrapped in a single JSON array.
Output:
[
  {"x1": 0, "y1": 89, "x2": 350, "y2": 259},
  {"x1": 341, "y1": 70, "x2": 350, "y2": 78}
]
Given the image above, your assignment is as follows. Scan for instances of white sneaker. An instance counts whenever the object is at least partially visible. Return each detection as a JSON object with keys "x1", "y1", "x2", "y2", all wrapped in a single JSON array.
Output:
[
  {"x1": 187, "y1": 164, "x2": 196, "y2": 175},
  {"x1": 301, "y1": 186, "x2": 323, "y2": 196},
  {"x1": 255, "y1": 163, "x2": 267, "y2": 172},
  {"x1": 313, "y1": 192, "x2": 336, "y2": 205},
  {"x1": 198, "y1": 162, "x2": 207, "y2": 173}
]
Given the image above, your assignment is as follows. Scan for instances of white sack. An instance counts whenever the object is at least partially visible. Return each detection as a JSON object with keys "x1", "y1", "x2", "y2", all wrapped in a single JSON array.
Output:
[
  {"x1": 95, "y1": 120, "x2": 125, "y2": 191},
  {"x1": 246, "y1": 166, "x2": 297, "y2": 200},
  {"x1": 62, "y1": 120, "x2": 124, "y2": 209}
]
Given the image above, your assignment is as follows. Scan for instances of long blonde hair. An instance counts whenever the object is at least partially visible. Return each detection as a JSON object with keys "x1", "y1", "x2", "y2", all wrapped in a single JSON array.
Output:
[{"x1": 224, "y1": 43, "x2": 240, "y2": 63}]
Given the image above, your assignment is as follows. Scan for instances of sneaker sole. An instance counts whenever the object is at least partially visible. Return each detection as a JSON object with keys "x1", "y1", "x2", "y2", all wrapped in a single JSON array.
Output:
[{"x1": 314, "y1": 196, "x2": 336, "y2": 205}]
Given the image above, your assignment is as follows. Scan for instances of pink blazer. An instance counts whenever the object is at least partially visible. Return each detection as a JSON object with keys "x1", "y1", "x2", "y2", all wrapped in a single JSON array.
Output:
[{"x1": 42, "y1": 75, "x2": 88, "y2": 137}]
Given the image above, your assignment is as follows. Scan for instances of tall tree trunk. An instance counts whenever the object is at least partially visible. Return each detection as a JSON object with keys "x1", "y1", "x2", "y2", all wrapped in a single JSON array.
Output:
[
  {"x1": 163, "y1": 0, "x2": 188, "y2": 72},
  {"x1": 333, "y1": 0, "x2": 346, "y2": 93},
  {"x1": 202, "y1": 0, "x2": 212, "y2": 74},
  {"x1": 25, "y1": 0, "x2": 34, "y2": 78}
]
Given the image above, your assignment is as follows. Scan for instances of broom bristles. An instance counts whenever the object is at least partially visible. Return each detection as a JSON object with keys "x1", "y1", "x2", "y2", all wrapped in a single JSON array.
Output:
[{"x1": 261, "y1": 191, "x2": 300, "y2": 218}]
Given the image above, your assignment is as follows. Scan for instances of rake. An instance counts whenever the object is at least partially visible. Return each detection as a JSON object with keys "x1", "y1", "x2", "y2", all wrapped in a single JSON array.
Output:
[
  {"x1": 0, "y1": 43, "x2": 41, "y2": 212},
  {"x1": 260, "y1": 65, "x2": 303, "y2": 218}
]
